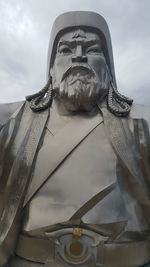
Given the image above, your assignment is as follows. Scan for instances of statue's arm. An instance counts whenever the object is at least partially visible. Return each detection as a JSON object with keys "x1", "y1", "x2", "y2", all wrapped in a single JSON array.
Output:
[
  {"x1": 131, "y1": 103, "x2": 150, "y2": 187},
  {"x1": 0, "y1": 101, "x2": 25, "y2": 265}
]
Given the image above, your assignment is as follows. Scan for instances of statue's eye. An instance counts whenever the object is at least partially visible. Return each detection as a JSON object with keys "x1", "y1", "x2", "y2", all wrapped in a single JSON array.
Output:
[
  {"x1": 86, "y1": 46, "x2": 101, "y2": 54},
  {"x1": 59, "y1": 46, "x2": 72, "y2": 55}
]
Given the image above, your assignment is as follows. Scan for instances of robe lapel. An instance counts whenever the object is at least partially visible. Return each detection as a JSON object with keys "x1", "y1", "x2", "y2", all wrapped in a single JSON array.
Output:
[
  {"x1": 100, "y1": 106, "x2": 150, "y2": 225},
  {"x1": 101, "y1": 107, "x2": 139, "y2": 179}
]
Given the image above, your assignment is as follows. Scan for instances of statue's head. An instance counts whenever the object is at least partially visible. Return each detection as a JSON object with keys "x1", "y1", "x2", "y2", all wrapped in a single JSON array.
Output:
[{"x1": 27, "y1": 11, "x2": 133, "y2": 116}]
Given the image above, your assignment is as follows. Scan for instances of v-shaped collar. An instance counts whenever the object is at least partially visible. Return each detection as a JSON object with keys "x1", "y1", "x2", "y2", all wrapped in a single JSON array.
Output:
[{"x1": 24, "y1": 110, "x2": 103, "y2": 206}]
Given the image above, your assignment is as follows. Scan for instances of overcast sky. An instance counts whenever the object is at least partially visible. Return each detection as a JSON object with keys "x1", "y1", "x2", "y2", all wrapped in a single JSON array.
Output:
[{"x1": 0, "y1": 0, "x2": 150, "y2": 105}]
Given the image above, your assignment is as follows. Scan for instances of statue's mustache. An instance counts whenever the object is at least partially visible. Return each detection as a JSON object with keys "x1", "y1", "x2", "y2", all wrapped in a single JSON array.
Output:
[
  {"x1": 68, "y1": 77, "x2": 92, "y2": 86},
  {"x1": 61, "y1": 63, "x2": 97, "y2": 83}
]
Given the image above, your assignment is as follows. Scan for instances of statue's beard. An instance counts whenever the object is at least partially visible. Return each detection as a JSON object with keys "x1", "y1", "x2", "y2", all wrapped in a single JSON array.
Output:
[{"x1": 53, "y1": 65, "x2": 110, "y2": 112}]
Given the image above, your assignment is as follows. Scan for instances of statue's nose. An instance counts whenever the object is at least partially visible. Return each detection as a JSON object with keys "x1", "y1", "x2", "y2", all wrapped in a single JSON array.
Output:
[{"x1": 72, "y1": 45, "x2": 87, "y2": 63}]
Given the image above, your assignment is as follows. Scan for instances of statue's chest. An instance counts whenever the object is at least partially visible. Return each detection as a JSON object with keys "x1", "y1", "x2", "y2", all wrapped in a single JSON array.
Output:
[{"x1": 23, "y1": 123, "x2": 125, "y2": 231}]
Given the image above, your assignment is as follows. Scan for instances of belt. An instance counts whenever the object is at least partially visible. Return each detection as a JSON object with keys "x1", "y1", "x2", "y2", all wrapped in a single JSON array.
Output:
[{"x1": 16, "y1": 229, "x2": 150, "y2": 267}]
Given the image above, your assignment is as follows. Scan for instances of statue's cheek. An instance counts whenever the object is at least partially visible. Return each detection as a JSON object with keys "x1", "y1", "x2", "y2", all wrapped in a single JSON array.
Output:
[
  {"x1": 55, "y1": 55, "x2": 72, "y2": 67},
  {"x1": 88, "y1": 55, "x2": 107, "y2": 76}
]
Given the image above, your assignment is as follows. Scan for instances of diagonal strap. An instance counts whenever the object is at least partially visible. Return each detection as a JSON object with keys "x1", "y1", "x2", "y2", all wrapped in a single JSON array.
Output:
[
  {"x1": 70, "y1": 183, "x2": 115, "y2": 220},
  {"x1": 69, "y1": 183, "x2": 127, "y2": 240},
  {"x1": 24, "y1": 113, "x2": 103, "y2": 206}
]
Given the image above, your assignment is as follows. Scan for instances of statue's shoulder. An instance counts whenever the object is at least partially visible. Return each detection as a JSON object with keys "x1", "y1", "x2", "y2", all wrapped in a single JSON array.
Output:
[
  {"x1": 0, "y1": 101, "x2": 24, "y2": 128},
  {"x1": 130, "y1": 103, "x2": 150, "y2": 128}
]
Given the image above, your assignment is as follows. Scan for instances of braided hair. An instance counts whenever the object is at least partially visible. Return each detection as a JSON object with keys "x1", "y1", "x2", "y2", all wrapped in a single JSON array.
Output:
[
  {"x1": 107, "y1": 81, "x2": 133, "y2": 117},
  {"x1": 26, "y1": 76, "x2": 133, "y2": 117},
  {"x1": 26, "y1": 77, "x2": 53, "y2": 112}
]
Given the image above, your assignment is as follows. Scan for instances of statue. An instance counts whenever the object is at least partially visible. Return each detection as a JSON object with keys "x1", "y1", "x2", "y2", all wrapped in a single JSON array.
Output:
[{"x1": 0, "y1": 11, "x2": 150, "y2": 267}]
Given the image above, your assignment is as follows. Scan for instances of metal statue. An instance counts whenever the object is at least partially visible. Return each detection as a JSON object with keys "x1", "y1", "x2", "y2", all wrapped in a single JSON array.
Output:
[{"x1": 0, "y1": 11, "x2": 150, "y2": 267}]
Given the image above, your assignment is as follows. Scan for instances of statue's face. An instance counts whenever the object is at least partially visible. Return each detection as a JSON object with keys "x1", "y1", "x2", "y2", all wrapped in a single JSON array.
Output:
[{"x1": 51, "y1": 29, "x2": 110, "y2": 111}]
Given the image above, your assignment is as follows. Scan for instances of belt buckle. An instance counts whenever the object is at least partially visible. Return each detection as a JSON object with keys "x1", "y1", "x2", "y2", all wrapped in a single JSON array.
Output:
[{"x1": 46, "y1": 228, "x2": 108, "y2": 266}]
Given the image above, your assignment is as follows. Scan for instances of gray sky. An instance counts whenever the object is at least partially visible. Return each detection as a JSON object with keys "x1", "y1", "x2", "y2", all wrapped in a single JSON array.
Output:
[{"x1": 0, "y1": 0, "x2": 150, "y2": 105}]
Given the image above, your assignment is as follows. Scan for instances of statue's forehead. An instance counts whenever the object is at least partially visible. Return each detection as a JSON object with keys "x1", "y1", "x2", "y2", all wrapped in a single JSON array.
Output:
[{"x1": 58, "y1": 29, "x2": 101, "y2": 44}]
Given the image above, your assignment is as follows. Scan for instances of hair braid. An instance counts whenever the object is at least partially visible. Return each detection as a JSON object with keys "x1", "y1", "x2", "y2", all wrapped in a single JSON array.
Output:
[
  {"x1": 26, "y1": 71, "x2": 133, "y2": 117},
  {"x1": 107, "y1": 81, "x2": 133, "y2": 117},
  {"x1": 26, "y1": 77, "x2": 53, "y2": 112}
]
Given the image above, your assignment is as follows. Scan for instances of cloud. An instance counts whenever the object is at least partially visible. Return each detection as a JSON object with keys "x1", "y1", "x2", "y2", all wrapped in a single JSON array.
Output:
[{"x1": 0, "y1": 0, "x2": 149, "y2": 105}]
